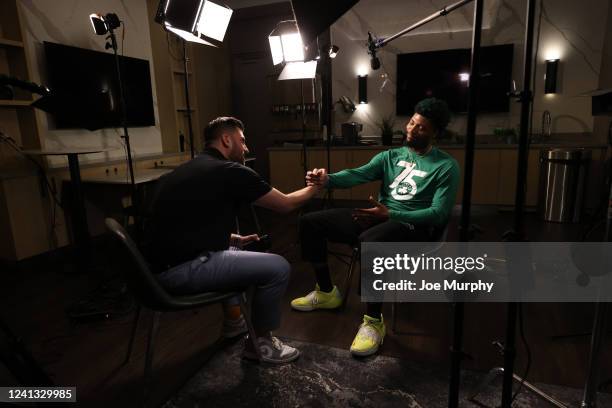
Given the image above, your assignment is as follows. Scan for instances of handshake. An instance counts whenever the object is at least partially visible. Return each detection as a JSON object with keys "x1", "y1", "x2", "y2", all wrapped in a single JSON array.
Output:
[{"x1": 305, "y1": 168, "x2": 328, "y2": 187}]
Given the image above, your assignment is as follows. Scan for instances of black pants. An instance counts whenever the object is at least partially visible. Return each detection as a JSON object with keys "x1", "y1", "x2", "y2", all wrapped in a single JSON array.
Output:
[{"x1": 300, "y1": 208, "x2": 433, "y2": 318}]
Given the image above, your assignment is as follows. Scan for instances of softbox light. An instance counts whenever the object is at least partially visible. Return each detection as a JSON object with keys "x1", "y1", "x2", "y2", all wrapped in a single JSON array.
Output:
[
  {"x1": 278, "y1": 61, "x2": 317, "y2": 80},
  {"x1": 268, "y1": 20, "x2": 305, "y2": 65},
  {"x1": 155, "y1": 0, "x2": 232, "y2": 46}
]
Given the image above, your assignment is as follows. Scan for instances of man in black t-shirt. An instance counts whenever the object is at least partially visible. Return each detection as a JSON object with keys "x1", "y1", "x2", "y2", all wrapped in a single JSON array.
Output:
[{"x1": 149, "y1": 117, "x2": 320, "y2": 364}]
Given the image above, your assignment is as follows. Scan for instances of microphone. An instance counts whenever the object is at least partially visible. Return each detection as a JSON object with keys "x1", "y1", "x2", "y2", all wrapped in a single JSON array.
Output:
[
  {"x1": 367, "y1": 32, "x2": 381, "y2": 70},
  {"x1": 0, "y1": 74, "x2": 50, "y2": 96}
]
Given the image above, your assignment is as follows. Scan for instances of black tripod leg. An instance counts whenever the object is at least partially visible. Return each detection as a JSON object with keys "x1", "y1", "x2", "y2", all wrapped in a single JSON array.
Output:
[
  {"x1": 581, "y1": 302, "x2": 608, "y2": 408},
  {"x1": 448, "y1": 301, "x2": 465, "y2": 407},
  {"x1": 501, "y1": 303, "x2": 518, "y2": 407}
]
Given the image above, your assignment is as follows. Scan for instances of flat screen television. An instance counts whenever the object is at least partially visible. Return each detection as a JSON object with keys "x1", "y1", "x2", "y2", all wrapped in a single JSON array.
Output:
[
  {"x1": 396, "y1": 44, "x2": 514, "y2": 115},
  {"x1": 43, "y1": 41, "x2": 155, "y2": 129}
]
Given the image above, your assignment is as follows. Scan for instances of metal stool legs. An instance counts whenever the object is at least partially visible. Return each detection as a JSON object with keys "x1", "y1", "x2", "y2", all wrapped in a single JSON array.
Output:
[
  {"x1": 238, "y1": 295, "x2": 261, "y2": 361},
  {"x1": 341, "y1": 247, "x2": 359, "y2": 309}
]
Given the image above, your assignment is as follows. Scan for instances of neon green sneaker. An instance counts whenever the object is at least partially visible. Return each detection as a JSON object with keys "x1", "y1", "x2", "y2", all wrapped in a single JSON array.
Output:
[
  {"x1": 350, "y1": 314, "x2": 386, "y2": 356},
  {"x1": 290, "y1": 285, "x2": 342, "y2": 311}
]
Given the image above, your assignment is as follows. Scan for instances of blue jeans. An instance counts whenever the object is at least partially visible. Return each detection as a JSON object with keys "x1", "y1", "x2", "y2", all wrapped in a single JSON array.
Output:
[{"x1": 156, "y1": 250, "x2": 291, "y2": 331}]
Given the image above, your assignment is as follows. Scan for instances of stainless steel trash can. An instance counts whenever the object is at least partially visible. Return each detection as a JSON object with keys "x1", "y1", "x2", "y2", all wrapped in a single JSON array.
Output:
[{"x1": 538, "y1": 148, "x2": 591, "y2": 223}]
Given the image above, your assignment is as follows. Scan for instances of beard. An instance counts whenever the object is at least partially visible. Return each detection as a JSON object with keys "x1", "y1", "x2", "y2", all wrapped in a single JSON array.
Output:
[
  {"x1": 406, "y1": 134, "x2": 431, "y2": 150},
  {"x1": 232, "y1": 152, "x2": 245, "y2": 165}
]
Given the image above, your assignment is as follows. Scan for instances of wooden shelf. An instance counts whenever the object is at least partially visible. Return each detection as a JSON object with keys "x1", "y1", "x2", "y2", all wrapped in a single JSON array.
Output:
[
  {"x1": 0, "y1": 99, "x2": 33, "y2": 107},
  {"x1": 0, "y1": 0, "x2": 49, "y2": 261},
  {"x1": 172, "y1": 70, "x2": 192, "y2": 75},
  {"x1": 0, "y1": 37, "x2": 24, "y2": 48}
]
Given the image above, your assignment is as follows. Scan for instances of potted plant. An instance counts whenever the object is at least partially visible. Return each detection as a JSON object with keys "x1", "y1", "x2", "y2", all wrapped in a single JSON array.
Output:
[{"x1": 376, "y1": 114, "x2": 396, "y2": 146}]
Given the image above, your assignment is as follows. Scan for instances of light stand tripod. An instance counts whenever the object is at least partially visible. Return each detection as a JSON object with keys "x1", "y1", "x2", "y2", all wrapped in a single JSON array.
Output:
[
  {"x1": 468, "y1": 1, "x2": 555, "y2": 406},
  {"x1": 470, "y1": 1, "x2": 609, "y2": 406},
  {"x1": 300, "y1": 78, "x2": 308, "y2": 182},
  {"x1": 278, "y1": 65, "x2": 318, "y2": 184},
  {"x1": 320, "y1": 45, "x2": 334, "y2": 207},
  {"x1": 498, "y1": 1, "x2": 539, "y2": 407},
  {"x1": 580, "y1": 142, "x2": 612, "y2": 407},
  {"x1": 366, "y1": 1, "x2": 482, "y2": 406},
  {"x1": 93, "y1": 13, "x2": 137, "y2": 205},
  {"x1": 181, "y1": 39, "x2": 196, "y2": 159},
  {"x1": 90, "y1": 13, "x2": 142, "y2": 236}
]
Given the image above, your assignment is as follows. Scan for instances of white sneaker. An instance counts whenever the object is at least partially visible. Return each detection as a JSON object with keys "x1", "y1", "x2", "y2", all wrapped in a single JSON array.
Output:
[
  {"x1": 222, "y1": 315, "x2": 248, "y2": 339},
  {"x1": 243, "y1": 336, "x2": 300, "y2": 364}
]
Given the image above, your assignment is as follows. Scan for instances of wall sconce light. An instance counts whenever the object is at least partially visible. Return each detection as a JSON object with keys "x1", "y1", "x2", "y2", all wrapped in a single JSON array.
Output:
[
  {"x1": 358, "y1": 75, "x2": 367, "y2": 104},
  {"x1": 545, "y1": 59, "x2": 559, "y2": 94},
  {"x1": 329, "y1": 45, "x2": 339, "y2": 59}
]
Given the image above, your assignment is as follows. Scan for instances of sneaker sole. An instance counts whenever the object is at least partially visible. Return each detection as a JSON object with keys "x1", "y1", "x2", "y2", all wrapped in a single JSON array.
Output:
[
  {"x1": 290, "y1": 302, "x2": 342, "y2": 312},
  {"x1": 243, "y1": 350, "x2": 301, "y2": 364},
  {"x1": 350, "y1": 337, "x2": 384, "y2": 357},
  {"x1": 350, "y1": 346, "x2": 379, "y2": 357}
]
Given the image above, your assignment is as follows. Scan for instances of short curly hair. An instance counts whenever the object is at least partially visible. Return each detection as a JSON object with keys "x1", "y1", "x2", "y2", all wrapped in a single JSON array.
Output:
[{"x1": 415, "y1": 98, "x2": 451, "y2": 131}]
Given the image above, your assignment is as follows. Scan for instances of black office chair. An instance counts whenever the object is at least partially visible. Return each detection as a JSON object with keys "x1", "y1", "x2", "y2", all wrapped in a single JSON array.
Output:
[
  {"x1": 104, "y1": 218, "x2": 261, "y2": 405},
  {"x1": 342, "y1": 224, "x2": 449, "y2": 331}
]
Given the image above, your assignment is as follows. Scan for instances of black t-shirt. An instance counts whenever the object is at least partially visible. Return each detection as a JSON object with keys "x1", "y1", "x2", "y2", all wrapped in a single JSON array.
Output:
[{"x1": 147, "y1": 148, "x2": 271, "y2": 268}]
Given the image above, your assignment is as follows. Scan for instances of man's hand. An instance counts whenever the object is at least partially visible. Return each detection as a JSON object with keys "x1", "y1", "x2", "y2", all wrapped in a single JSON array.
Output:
[
  {"x1": 352, "y1": 196, "x2": 389, "y2": 228},
  {"x1": 230, "y1": 233, "x2": 260, "y2": 249},
  {"x1": 305, "y1": 168, "x2": 328, "y2": 187}
]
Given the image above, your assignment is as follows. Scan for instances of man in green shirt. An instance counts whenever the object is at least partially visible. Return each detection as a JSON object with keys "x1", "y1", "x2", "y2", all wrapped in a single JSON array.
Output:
[{"x1": 291, "y1": 98, "x2": 460, "y2": 356}]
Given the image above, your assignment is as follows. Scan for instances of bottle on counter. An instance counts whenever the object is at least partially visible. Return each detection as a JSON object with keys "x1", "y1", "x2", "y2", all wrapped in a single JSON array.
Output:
[{"x1": 179, "y1": 131, "x2": 185, "y2": 152}]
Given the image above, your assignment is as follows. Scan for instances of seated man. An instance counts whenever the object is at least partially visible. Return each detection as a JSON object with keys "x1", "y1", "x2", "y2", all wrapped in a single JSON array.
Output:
[
  {"x1": 148, "y1": 116, "x2": 321, "y2": 364},
  {"x1": 291, "y1": 98, "x2": 460, "y2": 356}
]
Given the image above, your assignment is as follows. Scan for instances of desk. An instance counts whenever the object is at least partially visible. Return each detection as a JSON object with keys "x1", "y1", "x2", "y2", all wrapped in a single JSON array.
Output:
[
  {"x1": 77, "y1": 168, "x2": 174, "y2": 240},
  {"x1": 153, "y1": 156, "x2": 254, "y2": 170},
  {"x1": 82, "y1": 168, "x2": 173, "y2": 185},
  {"x1": 23, "y1": 147, "x2": 118, "y2": 269}
]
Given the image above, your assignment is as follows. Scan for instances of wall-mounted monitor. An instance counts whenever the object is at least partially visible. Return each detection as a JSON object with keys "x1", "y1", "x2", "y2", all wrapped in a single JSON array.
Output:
[
  {"x1": 43, "y1": 41, "x2": 155, "y2": 129},
  {"x1": 396, "y1": 44, "x2": 514, "y2": 115}
]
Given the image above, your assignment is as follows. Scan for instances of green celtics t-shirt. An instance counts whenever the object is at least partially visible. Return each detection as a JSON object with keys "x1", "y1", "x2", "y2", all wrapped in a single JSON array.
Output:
[{"x1": 328, "y1": 146, "x2": 460, "y2": 226}]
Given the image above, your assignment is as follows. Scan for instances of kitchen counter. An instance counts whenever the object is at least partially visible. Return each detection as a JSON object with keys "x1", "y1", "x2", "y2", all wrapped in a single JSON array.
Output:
[{"x1": 268, "y1": 142, "x2": 608, "y2": 151}]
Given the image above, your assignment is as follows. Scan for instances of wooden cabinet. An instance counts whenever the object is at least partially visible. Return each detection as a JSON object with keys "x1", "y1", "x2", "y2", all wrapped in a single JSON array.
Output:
[
  {"x1": 497, "y1": 150, "x2": 540, "y2": 206},
  {"x1": 472, "y1": 150, "x2": 501, "y2": 205},
  {"x1": 269, "y1": 147, "x2": 570, "y2": 207},
  {"x1": 269, "y1": 148, "x2": 380, "y2": 200},
  {"x1": 269, "y1": 150, "x2": 307, "y2": 194},
  {"x1": 0, "y1": 176, "x2": 51, "y2": 260},
  {"x1": 442, "y1": 148, "x2": 539, "y2": 206},
  {"x1": 350, "y1": 150, "x2": 382, "y2": 201},
  {"x1": 445, "y1": 149, "x2": 465, "y2": 203},
  {"x1": 306, "y1": 149, "x2": 352, "y2": 199}
]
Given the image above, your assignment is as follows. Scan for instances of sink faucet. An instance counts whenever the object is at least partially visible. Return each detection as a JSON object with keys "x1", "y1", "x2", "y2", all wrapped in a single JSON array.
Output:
[{"x1": 541, "y1": 110, "x2": 552, "y2": 140}]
